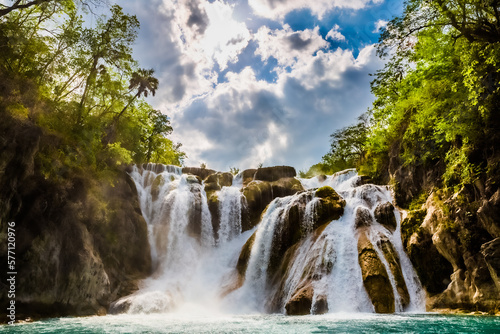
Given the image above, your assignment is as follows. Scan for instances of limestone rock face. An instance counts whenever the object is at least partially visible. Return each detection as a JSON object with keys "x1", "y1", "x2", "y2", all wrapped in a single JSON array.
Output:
[
  {"x1": 477, "y1": 189, "x2": 500, "y2": 239},
  {"x1": 182, "y1": 167, "x2": 216, "y2": 180},
  {"x1": 404, "y1": 193, "x2": 500, "y2": 312},
  {"x1": 241, "y1": 177, "x2": 304, "y2": 230},
  {"x1": 357, "y1": 230, "x2": 395, "y2": 313},
  {"x1": 481, "y1": 238, "x2": 500, "y2": 293},
  {"x1": 378, "y1": 236, "x2": 410, "y2": 308}
]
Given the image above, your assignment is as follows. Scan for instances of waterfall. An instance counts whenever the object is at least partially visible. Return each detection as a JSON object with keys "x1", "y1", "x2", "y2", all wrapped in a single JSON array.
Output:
[
  {"x1": 112, "y1": 164, "x2": 424, "y2": 315},
  {"x1": 217, "y1": 186, "x2": 243, "y2": 245},
  {"x1": 112, "y1": 164, "x2": 247, "y2": 314}
]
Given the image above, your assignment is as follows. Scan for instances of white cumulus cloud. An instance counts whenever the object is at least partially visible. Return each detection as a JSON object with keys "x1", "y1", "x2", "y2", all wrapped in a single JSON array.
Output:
[
  {"x1": 248, "y1": 0, "x2": 381, "y2": 20},
  {"x1": 326, "y1": 24, "x2": 346, "y2": 41},
  {"x1": 254, "y1": 25, "x2": 328, "y2": 67}
]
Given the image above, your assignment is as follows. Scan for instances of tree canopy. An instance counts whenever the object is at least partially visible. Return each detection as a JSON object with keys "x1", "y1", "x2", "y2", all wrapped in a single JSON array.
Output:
[
  {"x1": 307, "y1": 0, "x2": 500, "y2": 192},
  {"x1": 0, "y1": 1, "x2": 185, "y2": 177}
]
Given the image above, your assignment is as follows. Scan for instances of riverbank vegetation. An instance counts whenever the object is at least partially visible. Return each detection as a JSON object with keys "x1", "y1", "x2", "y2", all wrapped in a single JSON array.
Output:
[
  {"x1": 0, "y1": 1, "x2": 185, "y2": 180},
  {"x1": 305, "y1": 0, "x2": 500, "y2": 197}
]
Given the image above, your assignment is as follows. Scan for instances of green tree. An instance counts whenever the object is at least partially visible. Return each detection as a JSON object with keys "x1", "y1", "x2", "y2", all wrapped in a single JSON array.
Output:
[{"x1": 76, "y1": 4, "x2": 139, "y2": 126}]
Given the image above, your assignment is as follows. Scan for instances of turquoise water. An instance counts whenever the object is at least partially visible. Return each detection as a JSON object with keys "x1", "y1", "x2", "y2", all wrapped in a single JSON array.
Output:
[{"x1": 1, "y1": 313, "x2": 499, "y2": 333}]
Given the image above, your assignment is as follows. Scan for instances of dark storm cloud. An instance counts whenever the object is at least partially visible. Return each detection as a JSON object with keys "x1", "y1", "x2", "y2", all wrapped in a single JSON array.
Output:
[
  {"x1": 286, "y1": 32, "x2": 313, "y2": 50},
  {"x1": 186, "y1": 0, "x2": 209, "y2": 35}
]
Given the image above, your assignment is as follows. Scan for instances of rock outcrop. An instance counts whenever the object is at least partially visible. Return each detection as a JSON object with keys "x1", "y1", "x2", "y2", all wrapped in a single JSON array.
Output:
[
  {"x1": 0, "y1": 115, "x2": 151, "y2": 320},
  {"x1": 401, "y1": 191, "x2": 500, "y2": 312}
]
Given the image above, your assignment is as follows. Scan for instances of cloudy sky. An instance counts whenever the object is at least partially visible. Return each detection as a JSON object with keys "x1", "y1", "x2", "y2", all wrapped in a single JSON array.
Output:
[{"x1": 111, "y1": 0, "x2": 402, "y2": 172}]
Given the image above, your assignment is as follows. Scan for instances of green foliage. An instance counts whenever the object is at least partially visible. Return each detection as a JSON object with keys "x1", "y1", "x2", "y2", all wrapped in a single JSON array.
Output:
[
  {"x1": 229, "y1": 167, "x2": 240, "y2": 175},
  {"x1": 307, "y1": 0, "x2": 500, "y2": 197},
  {"x1": 0, "y1": 1, "x2": 185, "y2": 180},
  {"x1": 303, "y1": 115, "x2": 368, "y2": 177},
  {"x1": 106, "y1": 142, "x2": 133, "y2": 166}
]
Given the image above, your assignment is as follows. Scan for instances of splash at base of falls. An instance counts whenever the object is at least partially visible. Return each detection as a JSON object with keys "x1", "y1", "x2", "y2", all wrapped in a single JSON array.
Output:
[{"x1": 111, "y1": 165, "x2": 425, "y2": 315}]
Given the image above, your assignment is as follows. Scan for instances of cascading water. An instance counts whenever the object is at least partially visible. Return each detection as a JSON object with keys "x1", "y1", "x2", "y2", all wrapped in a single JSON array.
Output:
[
  {"x1": 113, "y1": 164, "x2": 425, "y2": 315},
  {"x1": 111, "y1": 164, "x2": 248, "y2": 314},
  {"x1": 226, "y1": 169, "x2": 425, "y2": 314}
]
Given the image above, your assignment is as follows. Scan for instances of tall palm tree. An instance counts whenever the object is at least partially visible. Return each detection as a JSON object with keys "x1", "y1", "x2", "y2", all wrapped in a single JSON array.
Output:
[
  {"x1": 115, "y1": 68, "x2": 159, "y2": 121},
  {"x1": 104, "y1": 68, "x2": 158, "y2": 144}
]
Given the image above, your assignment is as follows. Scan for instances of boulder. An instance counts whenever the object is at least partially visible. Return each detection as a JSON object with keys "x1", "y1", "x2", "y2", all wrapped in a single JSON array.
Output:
[
  {"x1": 285, "y1": 285, "x2": 313, "y2": 315},
  {"x1": 355, "y1": 207, "x2": 373, "y2": 229},
  {"x1": 357, "y1": 230, "x2": 395, "y2": 313},
  {"x1": 284, "y1": 278, "x2": 328, "y2": 315},
  {"x1": 254, "y1": 166, "x2": 297, "y2": 182},
  {"x1": 317, "y1": 175, "x2": 327, "y2": 182},
  {"x1": 374, "y1": 202, "x2": 397, "y2": 231},
  {"x1": 312, "y1": 295, "x2": 328, "y2": 314}
]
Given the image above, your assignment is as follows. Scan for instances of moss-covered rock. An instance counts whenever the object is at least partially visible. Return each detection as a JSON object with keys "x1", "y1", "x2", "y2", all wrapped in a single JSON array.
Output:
[
  {"x1": 206, "y1": 190, "x2": 220, "y2": 239},
  {"x1": 182, "y1": 167, "x2": 216, "y2": 180},
  {"x1": 186, "y1": 174, "x2": 201, "y2": 184},
  {"x1": 314, "y1": 186, "x2": 346, "y2": 225},
  {"x1": 401, "y1": 209, "x2": 426, "y2": 248},
  {"x1": 357, "y1": 230, "x2": 395, "y2": 313},
  {"x1": 0, "y1": 113, "x2": 152, "y2": 321},
  {"x1": 241, "y1": 168, "x2": 257, "y2": 186},
  {"x1": 151, "y1": 174, "x2": 165, "y2": 202},
  {"x1": 205, "y1": 172, "x2": 233, "y2": 187}
]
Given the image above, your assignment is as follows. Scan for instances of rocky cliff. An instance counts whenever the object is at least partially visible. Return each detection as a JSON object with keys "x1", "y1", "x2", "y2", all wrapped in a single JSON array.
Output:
[
  {"x1": 0, "y1": 114, "x2": 151, "y2": 320},
  {"x1": 390, "y1": 145, "x2": 500, "y2": 313}
]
